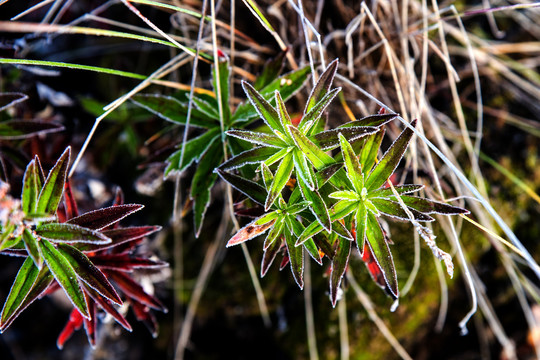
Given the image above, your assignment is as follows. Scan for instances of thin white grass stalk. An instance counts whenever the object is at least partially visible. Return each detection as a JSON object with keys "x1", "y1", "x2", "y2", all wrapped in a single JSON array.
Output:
[
  {"x1": 338, "y1": 293, "x2": 349, "y2": 360},
  {"x1": 344, "y1": 14, "x2": 363, "y2": 78},
  {"x1": 69, "y1": 51, "x2": 190, "y2": 176},
  {"x1": 360, "y1": 2, "x2": 408, "y2": 121},
  {"x1": 400, "y1": 230, "x2": 420, "y2": 296},
  {"x1": 336, "y1": 73, "x2": 540, "y2": 281},
  {"x1": 433, "y1": 254, "x2": 449, "y2": 332},
  {"x1": 482, "y1": 0, "x2": 505, "y2": 38},
  {"x1": 10, "y1": 0, "x2": 54, "y2": 20},
  {"x1": 40, "y1": 0, "x2": 63, "y2": 24},
  {"x1": 293, "y1": 0, "x2": 317, "y2": 85},
  {"x1": 174, "y1": 220, "x2": 225, "y2": 360},
  {"x1": 304, "y1": 257, "x2": 319, "y2": 360},
  {"x1": 470, "y1": 264, "x2": 518, "y2": 359},
  {"x1": 241, "y1": 243, "x2": 271, "y2": 327},
  {"x1": 51, "y1": 0, "x2": 73, "y2": 24},
  {"x1": 347, "y1": 272, "x2": 413, "y2": 360},
  {"x1": 121, "y1": 0, "x2": 195, "y2": 56}
]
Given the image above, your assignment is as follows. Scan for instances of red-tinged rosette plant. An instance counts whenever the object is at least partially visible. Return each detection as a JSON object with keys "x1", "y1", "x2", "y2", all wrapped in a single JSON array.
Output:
[
  {"x1": 217, "y1": 59, "x2": 469, "y2": 305},
  {"x1": 0, "y1": 147, "x2": 167, "y2": 348}
]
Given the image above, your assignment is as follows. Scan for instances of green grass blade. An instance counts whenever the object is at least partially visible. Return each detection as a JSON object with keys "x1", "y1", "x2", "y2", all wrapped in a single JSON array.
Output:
[{"x1": 265, "y1": 151, "x2": 294, "y2": 210}]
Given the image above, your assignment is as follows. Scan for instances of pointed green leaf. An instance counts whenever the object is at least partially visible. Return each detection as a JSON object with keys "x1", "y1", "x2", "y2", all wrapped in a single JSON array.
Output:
[
  {"x1": 165, "y1": 128, "x2": 220, "y2": 175},
  {"x1": 36, "y1": 223, "x2": 112, "y2": 244},
  {"x1": 339, "y1": 133, "x2": 364, "y2": 192},
  {"x1": 305, "y1": 59, "x2": 339, "y2": 114},
  {"x1": 370, "y1": 198, "x2": 435, "y2": 222},
  {"x1": 261, "y1": 235, "x2": 282, "y2": 277},
  {"x1": 191, "y1": 95, "x2": 220, "y2": 120},
  {"x1": 227, "y1": 129, "x2": 287, "y2": 148},
  {"x1": 57, "y1": 243, "x2": 122, "y2": 305},
  {"x1": 36, "y1": 147, "x2": 70, "y2": 215},
  {"x1": 329, "y1": 190, "x2": 360, "y2": 201},
  {"x1": 21, "y1": 160, "x2": 41, "y2": 214},
  {"x1": 191, "y1": 140, "x2": 223, "y2": 237},
  {"x1": 296, "y1": 221, "x2": 324, "y2": 246},
  {"x1": 365, "y1": 212, "x2": 398, "y2": 299},
  {"x1": 0, "y1": 257, "x2": 39, "y2": 328},
  {"x1": 242, "y1": 81, "x2": 284, "y2": 134},
  {"x1": 312, "y1": 126, "x2": 378, "y2": 150},
  {"x1": 300, "y1": 87, "x2": 341, "y2": 132},
  {"x1": 0, "y1": 120, "x2": 64, "y2": 140},
  {"x1": 219, "y1": 146, "x2": 278, "y2": 171},
  {"x1": 293, "y1": 149, "x2": 316, "y2": 190},
  {"x1": 288, "y1": 125, "x2": 334, "y2": 170},
  {"x1": 39, "y1": 239, "x2": 89, "y2": 319},
  {"x1": 359, "y1": 127, "x2": 385, "y2": 174},
  {"x1": 284, "y1": 217, "x2": 304, "y2": 289},
  {"x1": 216, "y1": 169, "x2": 267, "y2": 205},
  {"x1": 254, "y1": 50, "x2": 287, "y2": 89},
  {"x1": 22, "y1": 228, "x2": 42, "y2": 269},
  {"x1": 265, "y1": 151, "x2": 294, "y2": 210},
  {"x1": 369, "y1": 184, "x2": 424, "y2": 198},
  {"x1": 132, "y1": 94, "x2": 213, "y2": 128},
  {"x1": 330, "y1": 238, "x2": 352, "y2": 307},
  {"x1": 330, "y1": 200, "x2": 358, "y2": 221},
  {"x1": 365, "y1": 120, "x2": 417, "y2": 191},
  {"x1": 355, "y1": 204, "x2": 368, "y2": 254},
  {"x1": 297, "y1": 176, "x2": 331, "y2": 231},
  {"x1": 263, "y1": 217, "x2": 284, "y2": 250},
  {"x1": 396, "y1": 195, "x2": 470, "y2": 216},
  {"x1": 337, "y1": 113, "x2": 397, "y2": 128},
  {"x1": 274, "y1": 91, "x2": 293, "y2": 132},
  {"x1": 263, "y1": 146, "x2": 292, "y2": 167}
]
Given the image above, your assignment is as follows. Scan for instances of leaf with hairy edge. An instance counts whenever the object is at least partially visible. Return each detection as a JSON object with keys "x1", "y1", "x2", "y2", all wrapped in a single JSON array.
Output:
[
  {"x1": 234, "y1": 66, "x2": 309, "y2": 124},
  {"x1": 57, "y1": 243, "x2": 122, "y2": 305},
  {"x1": 226, "y1": 129, "x2": 287, "y2": 148},
  {"x1": 219, "y1": 146, "x2": 278, "y2": 171},
  {"x1": 191, "y1": 96, "x2": 219, "y2": 120},
  {"x1": 215, "y1": 169, "x2": 266, "y2": 205},
  {"x1": 299, "y1": 87, "x2": 341, "y2": 132},
  {"x1": 288, "y1": 125, "x2": 334, "y2": 170},
  {"x1": 67, "y1": 204, "x2": 143, "y2": 230},
  {"x1": 330, "y1": 238, "x2": 352, "y2": 307},
  {"x1": 76, "y1": 226, "x2": 161, "y2": 252},
  {"x1": 354, "y1": 204, "x2": 368, "y2": 255},
  {"x1": 165, "y1": 129, "x2": 220, "y2": 176},
  {"x1": 83, "y1": 298, "x2": 97, "y2": 347},
  {"x1": 82, "y1": 283, "x2": 132, "y2": 331},
  {"x1": 0, "y1": 120, "x2": 64, "y2": 140},
  {"x1": 86, "y1": 254, "x2": 168, "y2": 271},
  {"x1": 36, "y1": 147, "x2": 70, "y2": 215},
  {"x1": 330, "y1": 200, "x2": 358, "y2": 221},
  {"x1": 284, "y1": 218, "x2": 304, "y2": 289},
  {"x1": 263, "y1": 217, "x2": 284, "y2": 250},
  {"x1": 191, "y1": 141, "x2": 223, "y2": 237},
  {"x1": 297, "y1": 176, "x2": 331, "y2": 231},
  {"x1": 296, "y1": 221, "x2": 323, "y2": 246},
  {"x1": 359, "y1": 127, "x2": 385, "y2": 174},
  {"x1": 36, "y1": 223, "x2": 111, "y2": 244},
  {"x1": 337, "y1": 113, "x2": 397, "y2": 128},
  {"x1": 261, "y1": 236, "x2": 282, "y2": 277},
  {"x1": 265, "y1": 151, "x2": 294, "y2": 211},
  {"x1": 107, "y1": 271, "x2": 167, "y2": 312},
  {"x1": 365, "y1": 120, "x2": 416, "y2": 191},
  {"x1": 0, "y1": 265, "x2": 54, "y2": 332},
  {"x1": 365, "y1": 212, "x2": 398, "y2": 299},
  {"x1": 293, "y1": 149, "x2": 316, "y2": 190},
  {"x1": 369, "y1": 184, "x2": 424, "y2": 198},
  {"x1": 396, "y1": 195, "x2": 470, "y2": 215},
  {"x1": 227, "y1": 217, "x2": 276, "y2": 247},
  {"x1": 21, "y1": 160, "x2": 41, "y2": 214},
  {"x1": 288, "y1": 218, "x2": 322, "y2": 265},
  {"x1": 242, "y1": 81, "x2": 284, "y2": 134},
  {"x1": 263, "y1": 147, "x2": 292, "y2": 167},
  {"x1": 275, "y1": 91, "x2": 293, "y2": 132},
  {"x1": 22, "y1": 228, "x2": 42, "y2": 269},
  {"x1": 370, "y1": 198, "x2": 435, "y2": 222},
  {"x1": 339, "y1": 133, "x2": 364, "y2": 192},
  {"x1": 0, "y1": 92, "x2": 28, "y2": 112},
  {"x1": 131, "y1": 94, "x2": 213, "y2": 128},
  {"x1": 305, "y1": 59, "x2": 339, "y2": 114},
  {"x1": 39, "y1": 239, "x2": 89, "y2": 319},
  {"x1": 0, "y1": 257, "x2": 38, "y2": 328},
  {"x1": 312, "y1": 126, "x2": 377, "y2": 151}
]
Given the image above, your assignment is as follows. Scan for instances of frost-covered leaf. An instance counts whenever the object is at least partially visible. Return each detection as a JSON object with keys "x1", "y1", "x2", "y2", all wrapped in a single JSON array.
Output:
[
  {"x1": 227, "y1": 217, "x2": 276, "y2": 247},
  {"x1": 0, "y1": 120, "x2": 64, "y2": 140},
  {"x1": 67, "y1": 204, "x2": 143, "y2": 230},
  {"x1": 0, "y1": 92, "x2": 28, "y2": 112},
  {"x1": 165, "y1": 128, "x2": 220, "y2": 176},
  {"x1": 227, "y1": 129, "x2": 287, "y2": 148},
  {"x1": 305, "y1": 59, "x2": 338, "y2": 114},
  {"x1": 36, "y1": 147, "x2": 70, "y2": 215},
  {"x1": 219, "y1": 146, "x2": 278, "y2": 171},
  {"x1": 216, "y1": 169, "x2": 267, "y2": 205},
  {"x1": 36, "y1": 223, "x2": 112, "y2": 244},
  {"x1": 265, "y1": 151, "x2": 294, "y2": 210},
  {"x1": 330, "y1": 238, "x2": 351, "y2": 307},
  {"x1": 312, "y1": 126, "x2": 377, "y2": 150}
]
